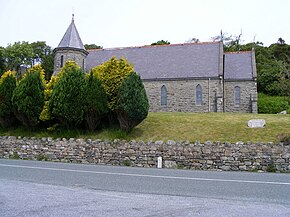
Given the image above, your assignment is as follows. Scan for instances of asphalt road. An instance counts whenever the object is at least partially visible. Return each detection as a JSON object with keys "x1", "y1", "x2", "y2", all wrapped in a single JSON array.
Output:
[{"x1": 0, "y1": 159, "x2": 289, "y2": 217}]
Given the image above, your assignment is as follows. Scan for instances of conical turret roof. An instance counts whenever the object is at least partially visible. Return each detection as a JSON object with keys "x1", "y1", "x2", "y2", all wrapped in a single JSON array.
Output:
[{"x1": 57, "y1": 15, "x2": 85, "y2": 50}]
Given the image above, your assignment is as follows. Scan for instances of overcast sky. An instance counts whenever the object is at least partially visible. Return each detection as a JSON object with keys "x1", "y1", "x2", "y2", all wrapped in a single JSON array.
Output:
[{"x1": 0, "y1": 0, "x2": 289, "y2": 48}]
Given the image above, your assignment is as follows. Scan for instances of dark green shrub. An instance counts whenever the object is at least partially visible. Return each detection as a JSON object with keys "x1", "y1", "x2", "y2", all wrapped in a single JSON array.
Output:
[
  {"x1": 258, "y1": 93, "x2": 290, "y2": 114},
  {"x1": 123, "y1": 159, "x2": 131, "y2": 166},
  {"x1": 266, "y1": 162, "x2": 277, "y2": 173},
  {"x1": 84, "y1": 72, "x2": 108, "y2": 131},
  {"x1": 116, "y1": 72, "x2": 149, "y2": 133},
  {"x1": 49, "y1": 61, "x2": 86, "y2": 128},
  {"x1": 12, "y1": 65, "x2": 45, "y2": 128},
  {"x1": 0, "y1": 71, "x2": 17, "y2": 127}
]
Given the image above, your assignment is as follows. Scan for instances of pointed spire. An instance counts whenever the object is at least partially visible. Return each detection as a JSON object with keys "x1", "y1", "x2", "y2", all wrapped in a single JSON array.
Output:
[{"x1": 57, "y1": 15, "x2": 85, "y2": 50}]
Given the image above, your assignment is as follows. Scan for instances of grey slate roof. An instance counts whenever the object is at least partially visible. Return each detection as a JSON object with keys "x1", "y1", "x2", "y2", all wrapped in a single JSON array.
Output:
[
  {"x1": 57, "y1": 18, "x2": 85, "y2": 50},
  {"x1": 86, "y1": 42, "x2": 222, "y2": 80},
  {"x1": 224, "y1": 51, "x2": 254, "y2": 80}
]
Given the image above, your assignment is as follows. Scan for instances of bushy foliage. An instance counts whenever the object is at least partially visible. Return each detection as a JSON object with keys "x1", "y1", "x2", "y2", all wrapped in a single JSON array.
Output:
[
  {"x1": 84, "y1": 72, "x2": 108, "y2": 131},
  {"x1": 40, "y1": 62, "x2": 68, "y2": 122},
  {"x1": 1, "y1": 56, "x2": 148, "y2": 133},
  {"x1": 224, "y1": 38, "x2": 290, "y2": 97},
  {"x1": 258, "y1": 93, "x2": 290, "y2": 114},
  {"x1": 0, "y1": 70, "x2": 17, "y2": 127},
  {"x1": 2, "y1": 41, "x2": 54, "y2": 77},
  {"x1": 49, "y1": 61, "x2": 86, "y2": 128},
  {"x1": 12, "y1": 65, "x2": 45, "y2": 127},
  {"x1": 116, "y1": 72, "x2": 149, "y2": 132},
  {"x1": 92, "y1": 57, "x2": 134, "y2": 111},
  {"x1": 151, "y1": 40, "x2": 170, "y2": 45}
]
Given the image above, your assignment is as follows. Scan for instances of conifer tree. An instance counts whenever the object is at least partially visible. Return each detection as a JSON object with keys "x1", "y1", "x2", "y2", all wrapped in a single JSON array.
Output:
[
  {"x1": 49, "y1": 61, "x2": 86, "y2": 128},
  {"x1": 0, "y1": 71, "x2": 17, "y2": 127},
  {"x1": 84, "y1": 72, "x2": 108, "y2": 131},
  {"x1": 12, "y1": 65, "x2": 45, "y2": 128},
  {"x1": 116, "y1": 72, "x2": 149, "y2": 132}
]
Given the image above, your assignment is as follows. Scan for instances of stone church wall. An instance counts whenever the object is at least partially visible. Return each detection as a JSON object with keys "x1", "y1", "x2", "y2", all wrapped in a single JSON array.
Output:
[
  {"x1": 143, "y1": 79, "x2": 222, "y2": 113},
  {"x1": 224, "y1": 81, "x2": 257, "y2": 113},
  {"x1": 143, "y1": 79, "x2": 257, "y2": 113}
]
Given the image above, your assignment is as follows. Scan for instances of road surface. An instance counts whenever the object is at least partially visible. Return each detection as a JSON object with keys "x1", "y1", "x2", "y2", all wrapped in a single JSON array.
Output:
[{"x1": 0, "y1": 159, "x2": 289, "y2": 216}]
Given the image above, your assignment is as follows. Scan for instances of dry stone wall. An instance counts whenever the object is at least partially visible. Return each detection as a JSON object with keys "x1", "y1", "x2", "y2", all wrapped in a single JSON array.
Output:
[{"x1": 0, "y1": 136, "x2": 289, "y2": 172}]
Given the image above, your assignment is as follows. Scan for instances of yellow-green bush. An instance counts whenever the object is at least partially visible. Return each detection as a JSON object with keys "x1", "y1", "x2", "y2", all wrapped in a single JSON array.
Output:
[{"x1": 91, "y1": 57, "x2": 134, "y2": 111}]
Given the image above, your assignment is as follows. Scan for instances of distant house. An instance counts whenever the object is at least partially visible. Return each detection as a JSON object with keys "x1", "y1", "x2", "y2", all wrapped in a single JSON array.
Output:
[{"x1": 53, "y1": 17, "x2": 257, "y2": 113}]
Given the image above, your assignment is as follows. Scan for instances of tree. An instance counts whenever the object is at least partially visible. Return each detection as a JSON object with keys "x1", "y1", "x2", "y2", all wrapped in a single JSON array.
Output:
[
  {"x1": 0, "y1": 47, "x2": 6, "y2": 77},
  {"x1": 255, "y1": 39, "x2": 290, "y2": 96},
  {"x1": 116, "y1": 72, "x2": 149, "y2": 133},
  {"x1": 30, "y1": 41, "x2": 54, "y2": 80},
  {"x1": 5, "y1": 41, "x2": 34, "y2": 74},
  {"x1": 0, "y1": 70, "x2": 17, "y2": 127},
  {"x1": 211, "y1": 31, "x2": 243, "y2": 52},
  {"x1": 92, "y1": 57, "x2": 134, "y2": 111},
  {"x1": 12, "y1": 65, "x2": 45, "y2": 128},
  {"x1": 185, "y1": 38, "x2": 200, "y2": 43},
  {"x1": 41, "y1": 52, "x2": 54, "y2": 81},
  {"x1": 39, "y1": 63, "x2": 67, "y2": 123},
  {"x1": 30, "y1": 41, "x2": 51, "y2": 65},
  {"x1": 83, "y1": 72, "x2": 108, "y2": 131},
  {"x1": 151, "y1": 40, "x2": 170, "y2": 46},
  {"x1": 49, "y1": 61, "x2": 86, "y2": 128},
  {"x1": 84, "y1": 44, "x2": 103, "y2": 50},
  {"x1": 277, "y1": 37, "x2": 285, "y2": 45}
]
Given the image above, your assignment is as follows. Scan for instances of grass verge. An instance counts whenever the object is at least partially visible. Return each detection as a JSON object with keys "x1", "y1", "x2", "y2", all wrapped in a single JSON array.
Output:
[{"x1": 0, "y1": 112, "x2": 289, "y2": 143}]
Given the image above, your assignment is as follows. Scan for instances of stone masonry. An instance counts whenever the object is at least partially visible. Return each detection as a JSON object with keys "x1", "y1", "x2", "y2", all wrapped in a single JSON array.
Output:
[
  {"x1": 144, "y1": 79, "x2": 257, "y2": 113},
  {"x1": 224, "y1": 81, "x2": 258, "y2": 113},
  {"x1": 53, "y1": 48, "x2": 88, "y2": 74},
  {"x1": 144, "y1": 79, "x2": 222, "y2": 112},
  {"x1": 0, "y1": 137, "x2": 289, "y2": 172}
]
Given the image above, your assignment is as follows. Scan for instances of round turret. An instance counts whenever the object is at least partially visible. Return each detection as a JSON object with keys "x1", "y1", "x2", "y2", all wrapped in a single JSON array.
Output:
[{"x1": 53, "y1": 15, "x2": 88, "y2": 75}]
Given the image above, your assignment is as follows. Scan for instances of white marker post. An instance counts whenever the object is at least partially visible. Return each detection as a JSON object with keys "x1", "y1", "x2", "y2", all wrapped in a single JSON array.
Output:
[{"x1": 157, "y1": 156, "x2": 162, "y2": 169}]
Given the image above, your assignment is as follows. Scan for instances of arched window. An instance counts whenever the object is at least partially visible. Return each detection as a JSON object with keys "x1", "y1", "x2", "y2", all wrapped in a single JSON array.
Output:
[
  {"x1": 234, "y1": 86, "x2": 240, "y2": 106},
  {"x1": 60, "y1": 55, "x2": 64, "y2": 68},
  {"x1": 161, "y1": 85, "x2": 167, "y2": 106},
  {"x1": 196, "y1": 84, "x2": 202, "y2": 106}
]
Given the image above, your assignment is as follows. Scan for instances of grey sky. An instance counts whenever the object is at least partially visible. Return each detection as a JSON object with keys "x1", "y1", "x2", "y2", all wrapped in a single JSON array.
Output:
[{"x1": 0, "y1": 0, "x2": 289, "y2": 48}]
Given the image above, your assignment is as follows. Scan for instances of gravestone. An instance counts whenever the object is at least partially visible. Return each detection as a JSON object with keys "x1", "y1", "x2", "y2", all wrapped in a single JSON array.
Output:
[{"x1": 247, "y1": 119, "x2": 266, "y2": 128}]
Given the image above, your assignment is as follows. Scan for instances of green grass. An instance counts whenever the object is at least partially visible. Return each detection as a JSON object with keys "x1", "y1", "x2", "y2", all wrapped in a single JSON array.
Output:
[{"x1": 0, "y1": 112, "x2": 289, "y2": 143}]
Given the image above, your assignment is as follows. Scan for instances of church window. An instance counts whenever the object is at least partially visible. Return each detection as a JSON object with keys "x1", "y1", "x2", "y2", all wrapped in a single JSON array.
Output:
[
  {"x1": 234, "y1": 86, "x2": 240, "y2": 106},
  {"x1": 60, "y1": 55, "x2": 64, "y2": 67},
  {"x1": 82, "y1": 59, "x2": 85, "y2": 70},
  {"x1": 196, "y1": 84, "x2": 202, "y2": 106},
  {"x1": 161, "y1": 85, "x2": 167, "y2": 106}
]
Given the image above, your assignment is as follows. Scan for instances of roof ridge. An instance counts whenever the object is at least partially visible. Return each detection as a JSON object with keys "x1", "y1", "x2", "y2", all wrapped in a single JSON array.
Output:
[
  {"x1": 87, "y1": 41, "x2": 221, "y2": 52},
  {"x1": 225, "y1": 51, "x2": 253, "y2": 54}
]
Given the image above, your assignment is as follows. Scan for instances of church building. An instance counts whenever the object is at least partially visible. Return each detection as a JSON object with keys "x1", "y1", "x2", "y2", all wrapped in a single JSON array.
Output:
[{"x1": 53, "y1": 17, "x2": 258, "y2": 113}]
